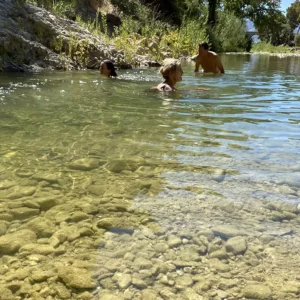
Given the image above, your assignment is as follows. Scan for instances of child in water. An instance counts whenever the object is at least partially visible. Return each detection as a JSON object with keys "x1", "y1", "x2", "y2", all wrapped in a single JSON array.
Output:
[
  {"x1": 100, "y1": 60, "x2": 118, "y2": 77},
  {"x1": 153, "y1": 58, "x2": 183, "y2": 91}
]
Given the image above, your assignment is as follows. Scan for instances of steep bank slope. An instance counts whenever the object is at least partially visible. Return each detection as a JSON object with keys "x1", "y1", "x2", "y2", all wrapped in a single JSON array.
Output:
[{"x1": 0, "y1": 0, "x2": 129, "y2": 71}]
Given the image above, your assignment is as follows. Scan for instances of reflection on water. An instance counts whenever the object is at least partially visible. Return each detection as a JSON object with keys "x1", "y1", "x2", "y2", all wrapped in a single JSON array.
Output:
[{"x1": 0, "y1": 54, "x2": 300, "y2": 299}]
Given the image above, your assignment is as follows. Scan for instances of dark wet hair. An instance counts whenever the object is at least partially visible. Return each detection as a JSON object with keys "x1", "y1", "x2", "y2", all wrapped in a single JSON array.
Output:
[
  {"x1": 199, "y1": 42, "x2": 209, "y2": 50},
  {"x1": 103, "y1": 59, "x2": 118, "y2": 77}
]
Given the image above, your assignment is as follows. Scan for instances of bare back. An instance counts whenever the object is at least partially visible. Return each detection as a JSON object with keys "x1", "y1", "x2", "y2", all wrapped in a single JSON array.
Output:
[{"x1": 195, "y1": 51, "x2": 224, "y2": 73}]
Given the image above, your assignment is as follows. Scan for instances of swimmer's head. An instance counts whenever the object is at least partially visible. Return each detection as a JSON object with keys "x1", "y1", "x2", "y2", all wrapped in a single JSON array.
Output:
[
  {"x1": 160, "y1": 59, "x2": 183, "y2": 83},
  {"x1": 100, "y1": 60, "x2": 118, "y2": 77},
  {"x1": 198, "y1": 41, "x2": 209, "y2": 51}
]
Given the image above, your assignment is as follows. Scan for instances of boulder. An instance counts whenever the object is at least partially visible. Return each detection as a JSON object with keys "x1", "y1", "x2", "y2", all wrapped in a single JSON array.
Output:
[
  {"x1": 0, "y1": 229, "x2": 36, "y2": 254},
  {"x1": 0, "y1": 0, "x2": 130, "y2": 71}
]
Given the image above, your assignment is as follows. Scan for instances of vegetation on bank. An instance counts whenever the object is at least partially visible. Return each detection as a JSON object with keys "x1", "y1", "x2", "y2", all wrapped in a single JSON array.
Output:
[
  {"x1": 250, "y1": 42, "x2": 296, "y2": 54},
  {"x1": 15, "y1": 0, "x2": 300, "y2": 66}
]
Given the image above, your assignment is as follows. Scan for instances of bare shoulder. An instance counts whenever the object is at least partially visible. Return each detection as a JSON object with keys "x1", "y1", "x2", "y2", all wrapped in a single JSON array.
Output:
[
  {"x1": 154, "y1": 83, "x2": 173, "y2": 92},
  {"x1": 208, "y1": 50, "x2": 218, "y2": 57}
]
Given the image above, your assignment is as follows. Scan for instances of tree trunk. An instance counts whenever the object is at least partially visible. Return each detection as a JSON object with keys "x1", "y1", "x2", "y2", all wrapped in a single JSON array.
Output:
[{"x1": 207, "y1": 0, "x2": 217, "y2": 27}]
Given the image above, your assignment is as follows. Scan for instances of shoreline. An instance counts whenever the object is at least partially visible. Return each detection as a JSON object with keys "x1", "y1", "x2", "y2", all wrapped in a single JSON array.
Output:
[{"x1": 224, "y1": 51, "x2": 300, "y2": 57}]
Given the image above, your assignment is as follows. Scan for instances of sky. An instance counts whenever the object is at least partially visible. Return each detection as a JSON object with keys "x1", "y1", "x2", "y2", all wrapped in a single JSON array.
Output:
[{"x1": 280, "y1": 0, "x2": 295, "y2": 12}]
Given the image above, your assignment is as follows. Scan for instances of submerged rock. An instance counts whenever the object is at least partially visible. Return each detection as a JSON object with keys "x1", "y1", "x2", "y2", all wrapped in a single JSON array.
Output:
[
  {"x1": 98, "y1": 293, "x2": 123, "y2": 300},
  {"x1": 69, "y1": 158, "x2": 100, "y2": 170},
  {"x1": 225, "y1": 236, "x2": 247, "y2": 255},
  {"x1": 19, "y1": 243, "x2": 56, "y2": 255},
  {"x1": 243, "y1": 284, "x2": 272, "y2": 299},
  {"x1": 212, "y1": 225, "x2": 247, "y2": 240},
  {"x1": 24, "y1": 217, "x2": 56, "y2": 238},
  {"x1": 32, "y1": 173, "x2": 60, "y2": 183},
  {"x1": 10, "y1": 207, "x2": 40, "y2": 220},
  {"x1": 58, "y1": 266, "x2": 97, "y2": 289},
  {"x1": 117, "y1": 274, "x2": 132, "y2": 289},
  {"x1": 0, "y1": 221, "x2": 8, "y2": 236},
  {"x1": 0, "y1": 287, "x2": 14, "y2": 300},
  {"x1": 0, "y1": 180, "x2": 16, "y2": 190},
  {"x1": 0, "y1": 229, "x2": 36, "y2": 254},
  {"x1": 6, "y1": 186, "x2": 37, "y2": 199},
  {"x1": 106, "y1": 159, "x2": 130, "y2": 173}
]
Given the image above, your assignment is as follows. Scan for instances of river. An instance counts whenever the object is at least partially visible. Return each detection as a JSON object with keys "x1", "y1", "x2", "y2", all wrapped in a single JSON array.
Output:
[{"x1": 0, "y1": 54, "x2": 299, "y2": 299}]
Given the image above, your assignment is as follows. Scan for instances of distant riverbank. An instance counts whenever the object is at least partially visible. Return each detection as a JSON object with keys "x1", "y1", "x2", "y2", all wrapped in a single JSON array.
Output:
[{"x1": 225, "y1": 52, "x2": 300, "y2": 56}]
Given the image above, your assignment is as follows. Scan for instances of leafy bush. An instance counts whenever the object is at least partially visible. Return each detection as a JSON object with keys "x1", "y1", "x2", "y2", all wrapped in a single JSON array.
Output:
[
  {"x1": 26, "y1": 0, "x2": 54, "y2": 9},
  {"x1": 208, "y1": 13, "x2": 248, "y2": 52},
  {"x1": 24, "y1": 0, "x2": 252, "y2": 66},
  {"x1": 52, "y1": 0, "x2": 76, "y2": 18},
  {"x1": 111, "y1": 16, "x2": 207, "y2": 64},
  {"x1": 160, "y1": 19, "x2": 207, "y2": 57},
  {"x1": 26, "y1": 0, "x2": 76, "y2": 15},
  {"x1": 110, "y1": 0, "x2": 140, "y2": 17},
  {"x1": 112, "y1": 17, "x2": 141, "y2": 64},
  {"x1": 209, "y1": 12, "x2": 248, "y2": 52}
]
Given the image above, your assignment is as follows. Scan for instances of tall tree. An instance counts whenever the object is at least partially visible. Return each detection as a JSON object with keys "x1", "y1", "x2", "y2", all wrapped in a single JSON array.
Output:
[
  {"x1": 221, "y1": 0, "x2": 288, "y2": 45},
  {"x1": 286, "y1": 0, "x2": 300, "y2": 31},
  {"x1": 223, "y1": 0, "x2": 281, "y2": 22},
  {"x1": 255, "y1": 9, "x2": 289, "y2": 45}
]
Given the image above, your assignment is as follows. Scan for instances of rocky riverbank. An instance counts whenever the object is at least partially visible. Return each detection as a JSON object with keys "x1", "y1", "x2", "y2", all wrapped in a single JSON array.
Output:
[{"x1": 0, "y1": 0, "x2": 135, "y2": 72}]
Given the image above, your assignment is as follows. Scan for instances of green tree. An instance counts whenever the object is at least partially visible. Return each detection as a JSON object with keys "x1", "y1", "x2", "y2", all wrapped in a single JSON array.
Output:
[
  {"x1": 221, "y1": 0, "x2": 290, "y2": 45},
  {"x1": 255, "y1": 9, "x2": 289, "y2": 45},
  {"x1": 209, "y1": 12, "x2": 248, "y2": 51},
  {"x1": 223, "y1": 0, "x2": 281, "y2": 19},
  {"x1": 286, "y1": 0, "x2": 300, "y2": 32},
  {"x1": 182, "y1": 0, "x2": 207, "y2": 19}
]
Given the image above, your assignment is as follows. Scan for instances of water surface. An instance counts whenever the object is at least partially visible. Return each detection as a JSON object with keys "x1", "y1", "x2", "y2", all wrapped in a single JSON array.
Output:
[{"x1": 0, "y1": 54, "x2": 300, "y2": 299}]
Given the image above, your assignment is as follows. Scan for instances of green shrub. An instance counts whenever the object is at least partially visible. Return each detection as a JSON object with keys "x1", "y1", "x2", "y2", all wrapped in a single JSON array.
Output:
[
  {"x1": 52, "y1": 0, "x2": 76, "y2": 17},
  {"x1": 23, "y1": 0, "x2": 255, "y2": 66},
  {"x1": 111, "y1": 16, "x2": 207, "y2": 64},
  {"x1": 209, "y1": 12, "x2": 248, "y2": 52},
  {"x1": 160, "y1": 19, "x2": 207, "y2": 58},
  {"x1": 110, "y1": 0, "x2": 140, "y2": 17}
]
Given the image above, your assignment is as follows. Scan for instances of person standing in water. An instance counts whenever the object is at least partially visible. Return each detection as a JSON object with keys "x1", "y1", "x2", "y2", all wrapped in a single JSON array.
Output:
[
  {"x1": 100, "y1": 60, "x2": 118, "y2": 77},
  {"x1": 194, "y1": 42, "x2": 225, "y2": 74},
  {"x1": 153, "y1": 58, "x2": 183, "y2": 91}
]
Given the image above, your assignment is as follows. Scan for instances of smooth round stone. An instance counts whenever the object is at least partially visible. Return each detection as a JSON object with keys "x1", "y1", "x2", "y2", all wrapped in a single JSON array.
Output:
[
  {"x1": 243, "y1": 284, "x2": 272, "y2": 299},
  {"x1": 225, "y1": 236, "x2": 247, "y2": 255},
  {"x1": 58, "y1": 266, "x2": 97, "y2": 289},
  {"x1": 118, "y1": 274, "x2": 132, "y2": 289},
  {"x1": 132, "y1": 277, "x2": 148, "y2": 289},
  {"x1": 154, "y1": 242, "x2": 169, "y2": 253},
  {"x1": 68, "y1": 158, "x2": 99, "y2": 171},
  {"x1": 167, "y1": 235, "x2": 182, "y2": 248},
  {"x1": 175, "y1": 274, "x2": 194, "y2": 288}
]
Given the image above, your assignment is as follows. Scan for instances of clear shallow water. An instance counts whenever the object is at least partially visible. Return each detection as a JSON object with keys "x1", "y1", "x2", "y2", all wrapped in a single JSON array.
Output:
[{"x1": 0, "y1": 54, "x2": 300, "y2": 299}]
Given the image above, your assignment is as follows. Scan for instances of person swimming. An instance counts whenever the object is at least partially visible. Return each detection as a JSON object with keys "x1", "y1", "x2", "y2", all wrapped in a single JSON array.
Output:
[
  {"x1": 153, "y1": 58, "x2": 183, "y2": 91},
  {"x1": 100, "y1": 60, "x2": 118, "y2": 77}
]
